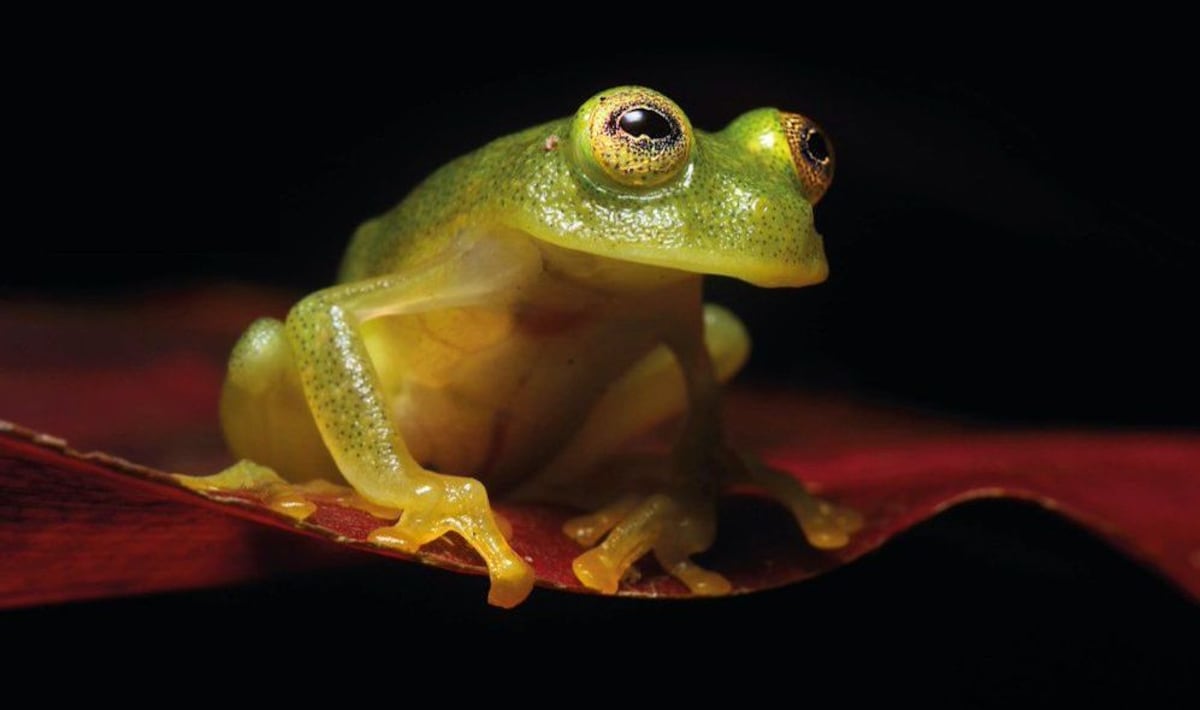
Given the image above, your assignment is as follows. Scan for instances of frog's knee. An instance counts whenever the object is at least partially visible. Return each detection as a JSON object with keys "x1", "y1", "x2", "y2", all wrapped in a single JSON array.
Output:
[
  {"x1": 703, "y1": 304, "x2": 750, "y2": 382},
  {"x1": 220, "y1": 318, "x2": 339, "y2": 482},
  {"x1": 225, "y1": 318, "x2": 290, "y2": 394},
  {"x1": 220, "y1": 318, "x2": 297, "y2": 459}
]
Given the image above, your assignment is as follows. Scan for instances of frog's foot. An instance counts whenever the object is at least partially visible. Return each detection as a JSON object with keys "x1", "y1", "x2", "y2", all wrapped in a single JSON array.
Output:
[
  {"x1": 789, "y1": 489, "x2": 863, "y2": 550},
  {"x1": 175, "y1": 460, "x2": 399, "y2": 522},
  {"x1": 367, "y1": 472, "x2": 535, "y2": 608},
  {"x1": 565, "y1": 491, "x2": 731, "y2": 596},
  {"x1": 730, "y1": 453, "x2": 863, "y2": 550}
]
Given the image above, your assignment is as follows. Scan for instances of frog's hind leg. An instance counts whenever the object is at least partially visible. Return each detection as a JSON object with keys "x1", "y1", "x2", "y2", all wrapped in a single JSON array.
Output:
[
  {"x1": 175, "y1": 319, "x2": 372, "y2": 521},
  {"x1": 517, "y1": 304, "x2": 748, "y2": 595},
  {"x1": 522, "y1": 303, "x2": 750, "y2": 499},
  {"x1": 731, "y1": 457, "x2": 862, "y2": 549},
  {"x1": 217, "y1": 317, "x2": 341, "y2": 483},
  {"x1": 539, "y1": 304, "x2": 860, "y2": 596}
]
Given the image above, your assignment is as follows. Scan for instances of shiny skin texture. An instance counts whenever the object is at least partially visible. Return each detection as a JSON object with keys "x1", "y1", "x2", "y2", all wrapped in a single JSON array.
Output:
[
  {"x1": 340, "y1": 87, "x2": 829, "y2": 288},
  {"x1": 208, "y1": 86, "x2": 858, "y2": 607}
]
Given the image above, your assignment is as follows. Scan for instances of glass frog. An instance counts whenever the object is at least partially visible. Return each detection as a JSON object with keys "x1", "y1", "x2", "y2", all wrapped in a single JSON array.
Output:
[{"x1": 188, "y1": 86, "x2": 860, "y2": 607}]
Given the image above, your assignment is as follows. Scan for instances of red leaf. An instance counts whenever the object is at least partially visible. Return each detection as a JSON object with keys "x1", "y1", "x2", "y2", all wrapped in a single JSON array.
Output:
[{"x1": 2, "y1": 288, "x2": 1198, "y2": 606}]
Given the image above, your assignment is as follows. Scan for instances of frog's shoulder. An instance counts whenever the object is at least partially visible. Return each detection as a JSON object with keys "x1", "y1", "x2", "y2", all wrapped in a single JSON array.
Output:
[{"x1": 337, "y1": 121, "x2": 563, "y2": 283}]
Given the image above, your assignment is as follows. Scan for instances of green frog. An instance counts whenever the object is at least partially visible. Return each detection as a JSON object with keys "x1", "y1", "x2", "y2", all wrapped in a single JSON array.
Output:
[{"x1": 188, "y1": 86, "x2": 860, "y2": 607}]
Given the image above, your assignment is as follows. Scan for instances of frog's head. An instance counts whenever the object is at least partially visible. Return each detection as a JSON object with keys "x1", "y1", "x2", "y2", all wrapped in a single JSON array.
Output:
[{"x1": 501, "y1": 86, "x2": 834, "y2": 287}]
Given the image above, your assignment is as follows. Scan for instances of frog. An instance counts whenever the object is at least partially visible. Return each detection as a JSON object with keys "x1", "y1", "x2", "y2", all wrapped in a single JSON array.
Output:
[{"x1": 184, "y1": 86, "x2": 860, "y2": 608}]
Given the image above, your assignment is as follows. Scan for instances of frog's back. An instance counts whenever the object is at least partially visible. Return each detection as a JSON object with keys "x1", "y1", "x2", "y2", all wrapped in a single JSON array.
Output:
[{"x1": 337, "y1": 123, "x2": 561, "y2": 283}]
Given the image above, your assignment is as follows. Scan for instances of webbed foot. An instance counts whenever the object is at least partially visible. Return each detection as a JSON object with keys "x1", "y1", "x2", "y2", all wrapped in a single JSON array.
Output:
[
  {"x1": 730, "y1": 452, "x2": 862, "y2": 549},
  {"x1": 178, "y1": 462, "x2": 533, "y2": 607},
  {"x1": 559, "y1": 447, "x2": 862, "y2": 596},
  {"x1": 368, "y1": 472, "x2": 534, "y2": 608},
  {"x1": 175, "y1": 460, "x2": 394, "y2": 521},
  {"x1": 564, "y1": 490, "x2": 731, "y2": 596}
]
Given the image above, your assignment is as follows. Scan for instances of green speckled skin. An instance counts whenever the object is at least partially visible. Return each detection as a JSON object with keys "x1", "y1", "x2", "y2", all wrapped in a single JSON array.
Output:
[
  {"x1": 215, "y1": 87, "x2": 853, "y2": 607},
  {"x1": 341, "y1": 92, "x2": 828, "y2": 288}
]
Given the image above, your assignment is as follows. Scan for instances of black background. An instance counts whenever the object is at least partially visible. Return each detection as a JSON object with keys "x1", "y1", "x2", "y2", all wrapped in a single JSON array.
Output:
[{"x1": 6, "y1": 38, "x2": 1198, "y2": 701}]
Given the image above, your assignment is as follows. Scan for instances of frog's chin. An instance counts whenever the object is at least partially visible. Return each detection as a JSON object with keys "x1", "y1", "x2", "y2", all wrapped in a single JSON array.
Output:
[
  {"x1": 712, "y1": 254, "x2": 829, "y2": 288},
  {"x1": 525, "y1": 227, "x2": 829, "y2": 289},
  {"x1": 644, "y1": 250, "x2": 829, "y2": 288}
]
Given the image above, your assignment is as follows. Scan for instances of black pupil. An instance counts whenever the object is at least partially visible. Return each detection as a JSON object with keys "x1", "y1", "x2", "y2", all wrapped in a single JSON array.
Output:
[
  {"x1": 618, "y1": 108, "x2": 674, "y2": 140},
  {"x1": 803, "y1": 129, "x2": 829, "y2": 163}
]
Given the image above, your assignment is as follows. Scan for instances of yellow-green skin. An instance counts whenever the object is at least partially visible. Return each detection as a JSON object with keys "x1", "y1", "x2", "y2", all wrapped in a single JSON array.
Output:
[
  {"x1": 341, "y1": 99, "x2": 828, "y2": 287},
  {"x1": 207, "y1": 87, "x2": 857, "y2": 608}
]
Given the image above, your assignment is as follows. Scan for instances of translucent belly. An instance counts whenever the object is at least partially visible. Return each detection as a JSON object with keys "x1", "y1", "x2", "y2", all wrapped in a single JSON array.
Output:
[{"x1": 361, "y1": 303, "x2": 663, "y2": 492}]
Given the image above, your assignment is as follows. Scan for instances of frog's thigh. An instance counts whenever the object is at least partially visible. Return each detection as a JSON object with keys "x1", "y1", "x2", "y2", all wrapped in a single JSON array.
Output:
[
  {"x1": 541, "y1": 304, "x2": 749, "y2": 482},
  {"x1": 219, "y1": 317, "x2": 341, "y2": 483}
]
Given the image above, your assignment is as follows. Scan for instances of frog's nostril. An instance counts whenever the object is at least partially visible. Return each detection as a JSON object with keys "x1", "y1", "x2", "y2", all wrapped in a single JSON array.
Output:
[{"x1": 618, "y1": 108, "x2": 675, "y2": 141}]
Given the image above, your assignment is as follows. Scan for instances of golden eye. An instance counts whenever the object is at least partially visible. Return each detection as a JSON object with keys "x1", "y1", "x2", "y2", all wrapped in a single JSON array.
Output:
[
  {"x1": 573, "y1": 87, "x2": 693, "y2": 189},
  {"x1": 781, "y1": 112, "x2": 835, "y2": 204}
]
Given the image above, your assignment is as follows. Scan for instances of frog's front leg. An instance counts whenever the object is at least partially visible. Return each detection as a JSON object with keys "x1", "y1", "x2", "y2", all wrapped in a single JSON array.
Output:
[
  {"x1": 287, "y1": 235, "x2": 542, "y2": 607},
  {"x1": 286, "y1": 237, "x2": 540, "y2": 604}
]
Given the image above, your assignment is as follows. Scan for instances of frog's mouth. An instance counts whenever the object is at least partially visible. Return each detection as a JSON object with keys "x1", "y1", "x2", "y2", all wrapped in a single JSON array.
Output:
[{"x1": 517, "y1": 220, "x2": 830, "y2": 289}]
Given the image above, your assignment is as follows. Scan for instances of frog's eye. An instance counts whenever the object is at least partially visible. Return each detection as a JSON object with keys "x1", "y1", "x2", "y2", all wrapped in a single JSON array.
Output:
[
  {"x1": 571, "y1": 87, "x2": 693, "y2": 189},
  {"x1": 781, "y1": 112, "x2": 835, "y2": 204}
]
